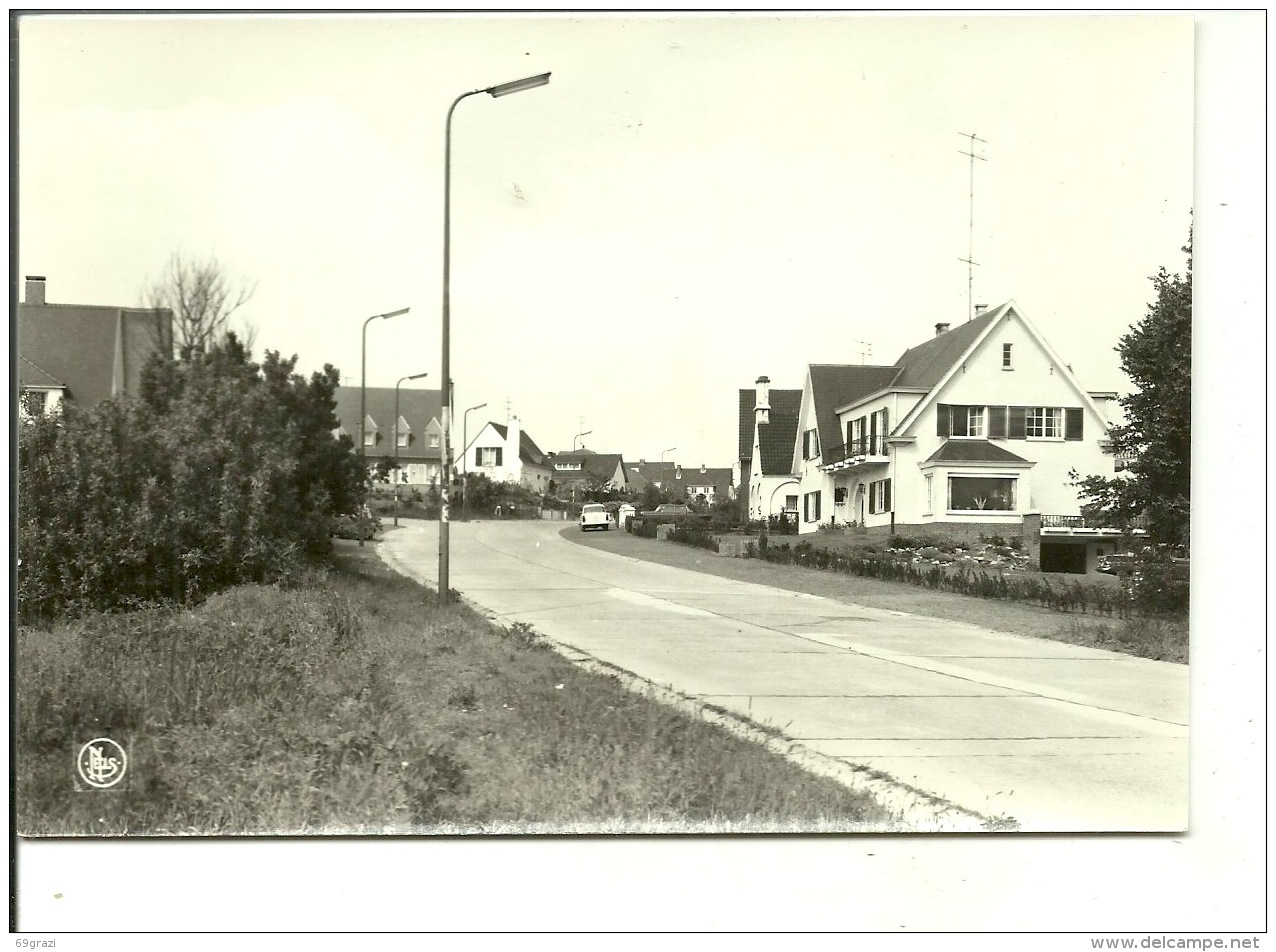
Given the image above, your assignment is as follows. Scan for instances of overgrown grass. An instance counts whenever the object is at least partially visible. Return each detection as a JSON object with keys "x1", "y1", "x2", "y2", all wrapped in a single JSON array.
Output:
[
  {"x1": 1050, "y1": 616, "x2": 1189, "y2": 664},
  {"x1": 16, "y1": 542, "x2": 896, "y2": 834}
]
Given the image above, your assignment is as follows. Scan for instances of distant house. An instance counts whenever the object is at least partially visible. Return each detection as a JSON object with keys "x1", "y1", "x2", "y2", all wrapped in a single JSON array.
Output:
[
  {"x1": 461, "y1": 417, "x2": 552, "y2": 492},
  {"x1": 626, "y1": 459, "x2": 732, "y2": 506},
  {"x1": 778, "y1": 302, "x2": 1120, "y2": 570},
  {"x1": 332, "y1": 385, "x2": 443, "y2": 485},
  {"x1": 739, "y1": 376, "x2": 803, "y2": 523},
  {"x1": 546, "y1": 450, "x2": 629, "y2": 500},
  {"x1": 17, "y1": 275, "x2": 173, "y2": 418}
]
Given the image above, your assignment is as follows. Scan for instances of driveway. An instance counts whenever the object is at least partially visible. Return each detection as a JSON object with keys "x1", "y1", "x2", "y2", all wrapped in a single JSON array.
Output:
[{"x1": 379, "y1": 519, "x2": 1188, "y2": 833}]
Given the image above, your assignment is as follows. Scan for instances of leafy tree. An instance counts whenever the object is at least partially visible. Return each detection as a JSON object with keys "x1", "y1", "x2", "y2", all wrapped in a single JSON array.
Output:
[{"x1": 1074, "y1": 229, "x2": 1192, "y2": 548}]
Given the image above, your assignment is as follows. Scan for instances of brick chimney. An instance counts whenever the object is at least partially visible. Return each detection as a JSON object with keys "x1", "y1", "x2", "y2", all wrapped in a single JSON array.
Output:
[
  {"x1": 754, "y1": 375, "x2": 771, "y2": 425},
  {"x1": 934, "y1": 322, "x2": 950, "y2": 337},
  {"x1": 25, "y1": 276, "x2": 46, "y2": 306}
]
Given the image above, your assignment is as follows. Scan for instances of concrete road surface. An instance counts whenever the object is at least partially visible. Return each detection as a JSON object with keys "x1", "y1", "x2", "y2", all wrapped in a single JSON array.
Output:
[{"x1": 379, "y1": 519, "x2": 1188, "y2": 833}]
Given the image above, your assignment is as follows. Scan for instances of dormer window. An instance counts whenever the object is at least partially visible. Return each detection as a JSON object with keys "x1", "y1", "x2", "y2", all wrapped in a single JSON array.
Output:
[
  {"x1": 1003, "y1": 343, "x2": 1014, "y2": 370},
  {"x1": 429, "y1": 433, "x2": 440, "y2": 448},
  {"x1": 396, "y1": 416, "x2": 411, "y2": 448}
]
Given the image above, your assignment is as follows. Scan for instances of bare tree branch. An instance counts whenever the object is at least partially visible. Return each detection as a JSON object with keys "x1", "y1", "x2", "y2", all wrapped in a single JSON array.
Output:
[{"x1": 143, "y1": 252, "x2": 258, "y2": 356}]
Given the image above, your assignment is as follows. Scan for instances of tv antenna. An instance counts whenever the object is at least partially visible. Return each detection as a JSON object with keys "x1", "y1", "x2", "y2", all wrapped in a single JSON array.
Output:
[
  {"x1": 849, "y1": 339, "x2": 873, "y2": 364},
  {"x1": 958, "y1": 132, "x2": 987, "y2": 322}
]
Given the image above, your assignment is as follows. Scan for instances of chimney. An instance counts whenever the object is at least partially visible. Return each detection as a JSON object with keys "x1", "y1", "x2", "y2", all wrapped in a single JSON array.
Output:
[
  {"x1": 25, "y1": 276, "x2": 46, "y2": 306},
  {"x1": 754, "y1": 375, "x2": 771, "y2": 425},
  {"x1": 974, "y1": 304, "x2": 987, "y2": 314},
  {"x1": 934, "y1": 322, "x2": 950, "y2": 337},
  {"x1": 507, "y1": 415, "x2": 521, "y2": 468}
]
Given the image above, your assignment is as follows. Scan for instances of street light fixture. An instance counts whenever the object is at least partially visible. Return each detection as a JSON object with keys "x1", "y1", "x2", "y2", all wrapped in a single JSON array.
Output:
[
  {"x1": 573, "y1": 430, "x2": 592, "y2": 450},
  {"x1": 360, "y1": 306, "x2": 412, "y2": 470},
  {"x1": 440, "y1": 71, "x2": 551, "y2": 605},
  {"x1": 393, "y1": 372, "x2": 429, "y2": 527},
  {"x1": 461, "y1": 401, "x2": 488, "y2": 520}
]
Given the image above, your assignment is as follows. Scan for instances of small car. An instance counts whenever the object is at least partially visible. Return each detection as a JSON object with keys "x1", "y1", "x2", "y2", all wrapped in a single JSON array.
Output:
[{"x1": 579, "y1": 503, "x2": 614, "y2": 532}]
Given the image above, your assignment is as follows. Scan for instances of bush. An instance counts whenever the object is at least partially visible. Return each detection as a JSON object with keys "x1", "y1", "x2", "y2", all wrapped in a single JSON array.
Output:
[
  {"x1": 16, "y1": 336, "x2": 363, "y2": 623},
  {"x1": 667, "y1": 524, "x2": 719, "y2": 552}
]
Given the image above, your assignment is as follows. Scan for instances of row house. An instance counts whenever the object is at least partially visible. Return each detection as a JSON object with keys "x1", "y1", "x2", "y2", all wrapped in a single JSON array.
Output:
[{"x1": 332, "y1": 385, "x2": 443, "y2": 485}]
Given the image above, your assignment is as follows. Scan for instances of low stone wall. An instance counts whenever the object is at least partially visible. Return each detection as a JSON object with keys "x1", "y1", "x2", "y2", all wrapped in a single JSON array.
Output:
[{"x1": 882, "y1": 522, "x2": 1025, "y2": 547}]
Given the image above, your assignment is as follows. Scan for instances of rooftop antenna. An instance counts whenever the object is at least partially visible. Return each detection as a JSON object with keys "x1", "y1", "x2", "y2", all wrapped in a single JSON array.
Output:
[
  {"x1": 505, "y1": 395, "x2": 512, "y2": 423},
  {"x1": 849, "y1": 339, "x2": 873, "y2": 364},
  {"x1": 958, "y1": 132, "x2": 987, "y2": 322}
]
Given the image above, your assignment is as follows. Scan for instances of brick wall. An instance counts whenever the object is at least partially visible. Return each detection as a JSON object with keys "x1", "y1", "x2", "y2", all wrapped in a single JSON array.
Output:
[{"x1": 873, "y1": 522, "x2": 1026, "y2": 547}]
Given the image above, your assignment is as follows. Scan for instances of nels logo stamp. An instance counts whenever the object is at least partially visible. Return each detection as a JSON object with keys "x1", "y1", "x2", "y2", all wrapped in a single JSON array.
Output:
[{"x1": 75, "y1": 737, "x2": 129, "y2": 791}]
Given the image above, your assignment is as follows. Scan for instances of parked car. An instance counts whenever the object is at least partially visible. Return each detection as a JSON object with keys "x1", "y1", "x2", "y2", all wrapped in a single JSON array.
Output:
[
  {"x1": 636, "y1": 503, "x2": 708, "y2": 525},
  {"x1": 579, "y1": 503, "x2": 614, "y2": 532}
]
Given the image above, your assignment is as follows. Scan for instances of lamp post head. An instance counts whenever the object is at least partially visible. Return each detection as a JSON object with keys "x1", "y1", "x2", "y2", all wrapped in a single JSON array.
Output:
[
  {"x1": 379, "y1": 306, "x2": 411, "y2": 320},
  {"x1": 486, "y1": 72, "x2": 551, "y2": 98}
]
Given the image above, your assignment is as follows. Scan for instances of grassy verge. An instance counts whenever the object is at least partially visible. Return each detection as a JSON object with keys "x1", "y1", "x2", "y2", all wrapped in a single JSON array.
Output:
[
  {"x1": 569, "y1": 529, "x2": 1187, "y2": 663},
  {"x1": 16, "y1": 541, "x2": 897, "y2": 835}
]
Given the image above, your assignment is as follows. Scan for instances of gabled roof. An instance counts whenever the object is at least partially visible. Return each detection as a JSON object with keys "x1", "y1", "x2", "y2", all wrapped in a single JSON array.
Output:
[
  {"x1": 19, "y1": 355, "x2": 66, "y2": 388},
  {"x1": 550, "y1": 450, "x2": 625, "y2": 481},
  {"x1": 490, "y1": 422, "x2": 549, "y2": 467},
  {"x1": 808, "y1": 364, "x2": 901, "y2": 453},
  {"x1": 332, "y1": 386, "x2": 442, "y2": 459},
  {"x1": 18, "y1": 301, "x2": 171, "y2": 406},
  {"x1": 756, "y1": 389, "x2": 802, "y2": 476},
  {"x1": 891, "y1": 305, "x2": 1006, "y2": 390},
  {"x1": 923, "y1": 439, "x2": 1032, "y2": 465}
]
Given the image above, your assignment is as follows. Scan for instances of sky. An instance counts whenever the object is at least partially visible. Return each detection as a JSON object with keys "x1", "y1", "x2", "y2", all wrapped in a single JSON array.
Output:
[{"x1": 16, "y1": 12, "x2": 1197, "y2": 467}]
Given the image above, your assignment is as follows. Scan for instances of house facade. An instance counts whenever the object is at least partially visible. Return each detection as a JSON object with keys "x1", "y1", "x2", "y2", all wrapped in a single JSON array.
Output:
[
  {"x1": 546, "y1": 450, "x2": 629, "y2": 499},
  {"x1": 741, "y1": 377, "x2": 804, "y2": 523},
  {"x1": 332, "y1": 385, "x2": 443, "y2": 485},
  {"x1": 784, "y1": 303, "x2": 1118, "y2": 553},
  {"x1": 462, "y1": 417, "x2": 552, "y2": 492},
  {"x1": 17, "y1": 275, "x2": 173, "y2": 416}
]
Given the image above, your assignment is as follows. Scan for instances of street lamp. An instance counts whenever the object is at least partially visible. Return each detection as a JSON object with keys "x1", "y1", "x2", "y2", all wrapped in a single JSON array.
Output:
[
  {"x1": 573, "y1": 430, "x2": 592, "y2": 450},
  {"x1": 440, "y1": 70, "x2": 551, "y2": 605},
  {"x1": 461, "y1": 401, "x2": 488, "y2": 519},
  {"x1": 360, "y1": 306, "x2": 412, "y2": 470},
  {"x1": 393, "y1": 372, "x2": 429, "y2": 527}
]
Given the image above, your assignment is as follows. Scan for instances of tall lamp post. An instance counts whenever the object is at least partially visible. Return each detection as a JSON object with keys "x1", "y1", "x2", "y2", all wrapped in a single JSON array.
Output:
[
  {"x1": 461, "y1": 401, "x2": 488, "y2": 520},
  {"x1": 360, "y1": 306, "x2": 412, "y2": 470},
  {"x1": 440, "y1": 70, "x2": 551, "y2": 605},
  {"x1": 393, "y1": 372, "x2": 429, "y2": 527},
  {"x1": 573, "y1": 430, "x2": 592, "y2": 450}
]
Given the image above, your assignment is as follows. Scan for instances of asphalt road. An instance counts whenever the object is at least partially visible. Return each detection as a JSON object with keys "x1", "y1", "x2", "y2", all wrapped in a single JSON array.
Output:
[{"x1": 378, "y1": 518, "x2": 1189, "y2": 833}]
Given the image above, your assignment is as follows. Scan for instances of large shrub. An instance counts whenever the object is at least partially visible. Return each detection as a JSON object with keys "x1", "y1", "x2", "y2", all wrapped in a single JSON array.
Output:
[{"x1": 16, "y1": 336, "x2": 363, "y2": 622}]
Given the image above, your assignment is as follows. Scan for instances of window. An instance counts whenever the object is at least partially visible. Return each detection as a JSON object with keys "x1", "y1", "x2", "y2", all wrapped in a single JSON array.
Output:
[
  {"x1": 554, "y1": 462, "x2": 582, "y2": 471},
  {"x1": 803, "y1": 429, "x2": 820, "y2": 460},
  {"x1": 868, "y1": 478, "x2": 892, "y2": 514},
  {"x1": 479, "y1": 447, "x2": 503, "y2": 467},
  {"x1": 363, "y1": 430, "x2": 377, "y2": 447},
  {"x1": 1026, "y1": 407, "x2": 1063, "y2": 439},
  {"x1": 948, "y1": 476, "x2": 1016, "y2": 511},
  {"x1": 397, "y1": 430, "x2": 410, "y2": 448},
  {"x1": 1003, "y1": 343, "x2": 1014, "y2": 369},
  {"x1": 784, "y1": 495, "x2": 799, "y2": 512},
  {"x1": 429, "y1": 433, "x2": 440, "y2": 448},
  {"x1": 938, "y1": 404, "x2": 986, "y2": 438},
  {"x1": 803, "y1": 491, "x2": 822, "y2": 522},
  {"x1": 925, "y1": 474, "x2": 934, "y2": 514}
]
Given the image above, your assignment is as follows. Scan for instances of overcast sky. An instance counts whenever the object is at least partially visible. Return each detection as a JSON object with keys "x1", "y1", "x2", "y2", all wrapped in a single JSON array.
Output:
[{"x1": 18, "y1": 13, "x2": 1194, "y2": 466}]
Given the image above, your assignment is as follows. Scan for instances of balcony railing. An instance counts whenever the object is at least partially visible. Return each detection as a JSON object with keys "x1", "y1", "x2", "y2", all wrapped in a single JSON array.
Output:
[
  {"x1": 821, "y1": 436, "x2": 887, "y2": 468},
  {"x1": 1042, "y1": 514, "x2": 1148, "y2": 530}
]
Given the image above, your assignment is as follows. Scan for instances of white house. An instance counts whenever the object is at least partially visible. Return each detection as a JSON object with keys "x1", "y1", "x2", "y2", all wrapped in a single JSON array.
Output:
[
  {"x1": 742, "y1": 376, "x2": 804, "y2": 524},
  {"x1": 783, "y1": 302, "x2": 1119, "y2": 561},
  {"x1": 461, "y1": 416, "x2": 552, "y2": 492}
]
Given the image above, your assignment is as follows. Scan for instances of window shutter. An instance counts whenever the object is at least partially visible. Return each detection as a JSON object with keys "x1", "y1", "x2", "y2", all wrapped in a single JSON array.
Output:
[
  {"x1": 1065, "y1": 407, "x2": 1084, "y2": 441},
  {"x1": 846, "y1": 420, "x2": 853, "y2": 447},
  {"x1": 880, "y1": 407, "x2": 889, "y2": 439},
  {"x1": 988, "y1": 406, "x2": 1007, "y2": 439},
  {"x1": 936, "y1": 404, "x2": 950, "y2": 437},
  {"x1": 494, "y1": 447, "x2": 503, "y2": 467},
  {"x1": 1008, "y1": 406, "x2": 1027, "y2": 440},
  {"x1": 884, "y1": 478, "x2": 892, "y2": 512}
]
